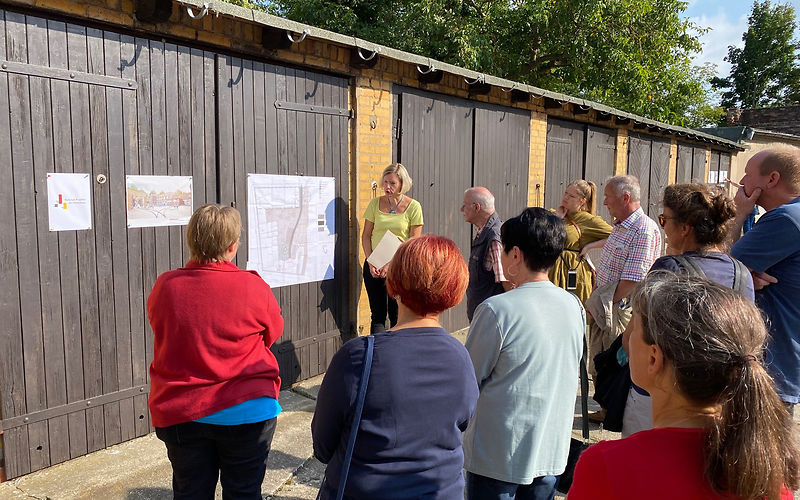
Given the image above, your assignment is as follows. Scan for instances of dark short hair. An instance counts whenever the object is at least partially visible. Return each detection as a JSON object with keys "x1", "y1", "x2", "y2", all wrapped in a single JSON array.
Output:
[
  {"x1": 386, "y1": 235, "x2": 468, "y2": 317},
  {"x1": 500, "y1": 207, "x2": 566, "y2": 272}
]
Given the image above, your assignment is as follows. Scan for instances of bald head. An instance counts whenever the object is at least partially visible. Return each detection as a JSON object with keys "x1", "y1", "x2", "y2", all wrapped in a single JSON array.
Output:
[
  {"x1": 462, "y1": 187, "x2": 496, "y2": 227},
  {"x1": 465, "y1": 187, "x2": 495, "y2": 213}
]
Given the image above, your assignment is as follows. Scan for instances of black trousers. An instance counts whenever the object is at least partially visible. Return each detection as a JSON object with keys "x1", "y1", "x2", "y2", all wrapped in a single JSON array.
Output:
[
  {"x1": 155, "y1": 418, "x2": 277, "y2": 500},
  {"x1": 363, "y1": 260, "x2": 398, "y2": 333}
]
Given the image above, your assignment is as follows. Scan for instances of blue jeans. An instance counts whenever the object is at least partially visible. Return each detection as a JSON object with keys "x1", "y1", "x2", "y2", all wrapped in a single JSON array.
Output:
[
  {"x1": 155, "y1": 418, "x2": 277, "y2": 500},
  {"x1": 465, "y1": 472, "x2": 557, "y2": 500}
]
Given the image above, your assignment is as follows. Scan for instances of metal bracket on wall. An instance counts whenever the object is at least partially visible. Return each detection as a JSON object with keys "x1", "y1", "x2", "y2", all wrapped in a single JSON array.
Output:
[
  {"x1": 274, "y1": 100, "x2": 353, "y2": 118},
  {"x1": 0, "y1": 385, "x2": 150, "y2": 431},
  {"x1": 0, "y1": 60, "x2": 137, "y2": 90}
]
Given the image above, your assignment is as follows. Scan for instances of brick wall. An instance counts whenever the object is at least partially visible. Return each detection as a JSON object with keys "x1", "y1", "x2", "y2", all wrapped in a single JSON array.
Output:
[
  {"x1": 727, "y1": 106, "x2": 800, "y2": 136},
  {"x1": 614, "y1": 129, "x2": 628, "y2": 175},
  {"x1": 528, "y1": 112, "x2": 547, "y2": 207}
]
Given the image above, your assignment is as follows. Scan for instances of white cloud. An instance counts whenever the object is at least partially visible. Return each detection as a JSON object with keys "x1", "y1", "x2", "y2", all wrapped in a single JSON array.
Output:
[{"x1": 689, "y1": 11, "x2": 749, "y2": 77}]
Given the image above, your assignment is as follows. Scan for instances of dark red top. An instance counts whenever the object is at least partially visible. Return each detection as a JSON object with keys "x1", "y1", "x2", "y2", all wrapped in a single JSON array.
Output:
[
  {"x1": 147, "y1": 260, "x2": 284, "y2": 427},
  {"x1": 569, "y1": 427, "x2": 793, "y2": 500}
]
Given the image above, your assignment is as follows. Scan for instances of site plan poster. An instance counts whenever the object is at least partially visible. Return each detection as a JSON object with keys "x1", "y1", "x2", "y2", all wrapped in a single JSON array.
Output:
[
  {"x1": 47, "y1": 173, "x2": 93, "y2": 231},
  {"x1": 247, "y1": 174, "x2": 336, "y2": 288},
  {"x1": 126, "y1": 175, "x2": 193, "y2": 228}
]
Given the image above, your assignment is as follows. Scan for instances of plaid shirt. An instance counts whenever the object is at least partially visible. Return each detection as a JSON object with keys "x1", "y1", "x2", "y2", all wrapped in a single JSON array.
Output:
[
  {"x1": 596, "y1": 207, "x2": 661, "y2": 288},
  {"x1": 476, "y1": 226, "x2": 507, "y2": 283}
]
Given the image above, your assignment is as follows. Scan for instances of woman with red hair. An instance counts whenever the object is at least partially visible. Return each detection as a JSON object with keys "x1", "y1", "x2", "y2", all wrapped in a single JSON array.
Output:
[{"x1": 312, "y1": 235, "x2": 479, "y2": 500}]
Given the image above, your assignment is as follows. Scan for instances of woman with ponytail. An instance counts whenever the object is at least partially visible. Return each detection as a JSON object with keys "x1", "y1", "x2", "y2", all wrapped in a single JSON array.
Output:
[
  {"x1": 619, "y1": 182, "x2": 756, "y2": 436},
  {"x1": 550, "y1": 180, "x2": 612, "y2": 304},
  {"x1": 569, "y1": 272, "x2": 798, "y2": 500}
]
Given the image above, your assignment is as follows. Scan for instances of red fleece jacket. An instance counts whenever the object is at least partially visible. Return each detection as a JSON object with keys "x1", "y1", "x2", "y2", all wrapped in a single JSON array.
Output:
[{"x1": 147, "y1": 260, "x2": 284, "y2": 427}]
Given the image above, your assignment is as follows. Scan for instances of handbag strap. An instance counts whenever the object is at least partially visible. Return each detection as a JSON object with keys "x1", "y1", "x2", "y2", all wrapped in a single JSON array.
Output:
[
  {"x1": 335, "y1": 335, "x2": 374, "y2": 500},
  {"x1": 580, "y1": 337, "x2": 589, "y2": 440}
]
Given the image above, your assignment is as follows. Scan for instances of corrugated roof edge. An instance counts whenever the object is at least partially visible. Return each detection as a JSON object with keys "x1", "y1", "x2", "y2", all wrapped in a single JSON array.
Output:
[{"x1": 177, "y1": 0, "x2": 743, "y2": 151}]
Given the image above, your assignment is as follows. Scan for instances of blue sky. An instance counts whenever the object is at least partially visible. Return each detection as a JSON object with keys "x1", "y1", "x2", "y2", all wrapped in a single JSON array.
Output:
[{"x1": 684, "y1": 0, "x2": 800, "y2": 77}]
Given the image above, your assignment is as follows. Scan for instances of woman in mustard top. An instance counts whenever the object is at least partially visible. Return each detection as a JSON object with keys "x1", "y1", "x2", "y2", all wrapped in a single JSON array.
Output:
[
  {"x1": 549, "y1": 180, "x2": 611, "y2": 305},
  {"x1": 361, "y1": 163, "x2": 424, "y2": 333}
]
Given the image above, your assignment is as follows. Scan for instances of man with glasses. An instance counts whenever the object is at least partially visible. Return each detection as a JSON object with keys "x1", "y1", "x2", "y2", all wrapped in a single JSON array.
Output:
[
  {"x1": 461, "y1": 187, "x2": 511, "y2": 321},
  {"x1": 585, "y1": 175, "x2": 661, "y2": 424}
]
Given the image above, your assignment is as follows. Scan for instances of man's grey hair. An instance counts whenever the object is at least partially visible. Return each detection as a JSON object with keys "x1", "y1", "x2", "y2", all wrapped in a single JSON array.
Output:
[
  {"x1": 606, "y1": 175, "x2": 641, "y2": 202},
  {"x1": 465, "y1": 187, "x2": 495, "y2": 212}
]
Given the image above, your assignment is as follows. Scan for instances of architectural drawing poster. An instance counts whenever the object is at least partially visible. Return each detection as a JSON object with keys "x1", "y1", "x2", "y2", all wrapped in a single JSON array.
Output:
[
  {"x1": 247, "y1": 174, "x2": 336, "y2": 288},
  {"x1": 47, "y1": 172, "x2": 93, "y2": 231},
  {"x1": 126, "y1": 175, "x2": 193, "y2": 228}
]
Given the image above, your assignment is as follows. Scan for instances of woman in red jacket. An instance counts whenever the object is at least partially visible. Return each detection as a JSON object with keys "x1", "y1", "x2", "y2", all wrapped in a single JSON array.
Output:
[{"x1": 148, "y1": 204, "x2": 284, "y2": 500}]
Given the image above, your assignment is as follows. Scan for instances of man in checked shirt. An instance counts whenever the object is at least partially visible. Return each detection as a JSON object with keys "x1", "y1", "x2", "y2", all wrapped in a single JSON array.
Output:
[{"x1": 462, "y1": 187, "x2": 513, "y2": 321}]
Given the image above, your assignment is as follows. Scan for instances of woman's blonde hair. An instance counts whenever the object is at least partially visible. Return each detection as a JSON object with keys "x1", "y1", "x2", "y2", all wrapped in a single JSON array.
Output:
[
  {"x1": 186, "y1": 204, "x2": 241, "y2": 263},
  {"x1": 568, "y1": 179, "x2": 597, "y2": 214},
  {"x1": 382, "y1": 163, "x2": 413, "y2": 194}
]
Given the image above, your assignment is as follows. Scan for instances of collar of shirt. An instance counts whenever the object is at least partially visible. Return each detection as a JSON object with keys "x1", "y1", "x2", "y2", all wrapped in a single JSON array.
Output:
[{"x1": 615, "y1": 207, "x2": 645, "y2": 230}]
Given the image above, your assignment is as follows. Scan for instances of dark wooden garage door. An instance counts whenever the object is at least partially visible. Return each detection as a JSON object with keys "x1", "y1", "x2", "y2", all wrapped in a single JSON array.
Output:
[
  {"x1": 584, "y1": 125, "x2": 616, "y2": 222},
  {"x1": 545, "y1": 118, "x2": 584, "y2": 211},
  {"x1": 0, "y1": 10, "x2": 215, "y2": 478},
  {"x1": 398, "y1": 89, "x2": 474, "y2": 333},
  {"x1": 627, "y1": 133, "x2": 670, "y2": 219},
  {"x1": 216, "y1": 56, "x2": 351, "y2": 387},
  {"x1": 473, "y1": 105, "x2": 531, "y2": 221}
]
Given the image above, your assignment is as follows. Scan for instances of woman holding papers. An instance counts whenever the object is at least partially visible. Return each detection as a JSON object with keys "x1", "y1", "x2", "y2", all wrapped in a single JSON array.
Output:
[
  {"x1": 550, "y1": 179, "x2": 611, "y2": 304},
  {"x1": 361, "y1": 163, "x2": 424, "y2": 333}
]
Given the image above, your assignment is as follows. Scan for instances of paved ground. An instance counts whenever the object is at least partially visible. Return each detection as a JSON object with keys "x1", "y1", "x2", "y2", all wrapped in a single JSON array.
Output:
[{"x1": 0, "y1": 328, "x2": 796, "y2": 499}]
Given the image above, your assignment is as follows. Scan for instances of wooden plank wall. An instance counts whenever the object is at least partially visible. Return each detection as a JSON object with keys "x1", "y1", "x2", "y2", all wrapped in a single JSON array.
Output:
[
  {"x1": 398, "y1": 90, "x2": 474, "y2": 333},
  {"x1": 626, "y1": 133, "x2": 653, "y2": 213},
  {"x1": 473, "y1": 106, "x2": 531, "y2": 222},
  {"x1": 544, "y1": 118, "x2": 585, "y2": 211},
  {"x1": 216, "y1": 56, "x2": 351, "y2": 386},
  {"x1": 0, "y1": 10, "x2": 216, "y2": 478},
  {"x1": 584, "y1": 125, "x2": 616, "y2": 223}
]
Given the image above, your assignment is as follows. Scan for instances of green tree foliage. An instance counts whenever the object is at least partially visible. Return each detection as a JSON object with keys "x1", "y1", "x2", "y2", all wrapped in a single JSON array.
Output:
[
  {"x1": 711, "y1": 0, "x2": 800, "y2": 108},
  {"x1": 253, "y1": 0, "x2": 714, "y2": 126}
]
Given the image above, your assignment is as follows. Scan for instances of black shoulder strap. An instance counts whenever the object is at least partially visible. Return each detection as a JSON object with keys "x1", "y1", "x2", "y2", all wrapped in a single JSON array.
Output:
[
  {"x1": 731, "y1": 257, "x2": 750, "y2": 295},
  {"x1": 671, "y1": 254, "x2": 706, "y2": 278}
]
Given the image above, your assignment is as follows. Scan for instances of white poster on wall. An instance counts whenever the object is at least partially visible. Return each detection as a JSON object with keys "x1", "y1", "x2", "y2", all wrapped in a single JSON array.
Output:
[
  {"x1": 247, "y1": 174, "x2": 336, "y2": 288},
  {"x1": 126, "y1": 175, "x2": 193, "y2": 228},
  {"x1": 47, "y1": 173, "x2": 93, "y2": 231}
]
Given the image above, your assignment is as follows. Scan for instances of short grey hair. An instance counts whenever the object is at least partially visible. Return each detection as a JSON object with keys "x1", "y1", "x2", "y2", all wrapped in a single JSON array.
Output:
[
  {"x1": 465, "y1": 187, "x2": 495, "y2": 212},
  {"x1": 606, "y1": 175, "x2": 641, "y2": 202}
]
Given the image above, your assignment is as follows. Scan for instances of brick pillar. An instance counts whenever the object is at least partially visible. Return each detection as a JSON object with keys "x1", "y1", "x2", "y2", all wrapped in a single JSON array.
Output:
[
  {"x1": 614, "y1": 129, "x2": 628, "y2": 175},
  {"x1": 668, "y1": 139, "x2": 678, "y2": 184},
  {"x1": 353, "y1": 78, "x2": 393, "y2": 335},
  {"x1": 703, "y1": 148, "x2": 711, "y2": 183},
  {"x1": 528, "y1": 112, "x2": 547, "y2": 207}
]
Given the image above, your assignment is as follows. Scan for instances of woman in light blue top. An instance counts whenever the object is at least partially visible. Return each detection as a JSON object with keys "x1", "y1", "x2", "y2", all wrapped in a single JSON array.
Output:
[{"x1": 464, "y1": 207, "x2": 585, "y2": 500}]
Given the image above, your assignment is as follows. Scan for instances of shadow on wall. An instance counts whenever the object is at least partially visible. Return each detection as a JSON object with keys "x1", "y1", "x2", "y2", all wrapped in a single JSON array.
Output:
[
  {"x1": 319, "y1": 196, "x2": 355, "y2": 341},
  {"x1": 271, "y1": 340, "x2": 302, "y2": 390}
]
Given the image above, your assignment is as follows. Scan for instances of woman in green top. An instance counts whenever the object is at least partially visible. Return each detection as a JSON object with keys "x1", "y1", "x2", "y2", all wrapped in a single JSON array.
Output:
[
  {"x1": 361, "y1": 163, "x2": 424, "y2": 333},
  {"x1": 549, "y1": 180, "x2": 612, "y2": 305}
]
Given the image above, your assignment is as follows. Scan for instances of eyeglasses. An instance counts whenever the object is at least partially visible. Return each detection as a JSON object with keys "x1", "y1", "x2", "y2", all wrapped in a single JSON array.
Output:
[{"x1": 658, "y1": 214, "x2": 675, "y2": 228}]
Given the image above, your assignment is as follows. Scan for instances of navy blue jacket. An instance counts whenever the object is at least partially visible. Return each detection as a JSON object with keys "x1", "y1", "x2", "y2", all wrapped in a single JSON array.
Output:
[{"x1": 312, "y1": 327, "x2": 479, "y2": 500}]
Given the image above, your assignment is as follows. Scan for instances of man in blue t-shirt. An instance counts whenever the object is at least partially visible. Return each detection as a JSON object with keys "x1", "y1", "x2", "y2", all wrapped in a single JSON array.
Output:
[{"x1": 730, "y1": 146, "x2": 800, "y2": 409}]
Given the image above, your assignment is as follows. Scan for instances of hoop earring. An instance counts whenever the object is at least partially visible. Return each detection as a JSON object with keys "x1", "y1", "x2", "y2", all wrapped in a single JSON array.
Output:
[{"x1": 506, "y1": 265, "x2": 518, "y2": 278}]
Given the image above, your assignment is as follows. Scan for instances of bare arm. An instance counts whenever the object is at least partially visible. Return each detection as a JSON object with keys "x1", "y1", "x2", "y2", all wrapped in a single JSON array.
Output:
[
  {"x1": 361, "y1": 220, "x2": 380, "y2": 278},
  {"x1": 612, "y1": 279, "x2": 637, "y2": 304},
  {"x1": 579, "y1": 238, "x2": 607, "y2": 258},
  {"x1": 409, "y1": 225, "x2": 422, "y2": 238}
]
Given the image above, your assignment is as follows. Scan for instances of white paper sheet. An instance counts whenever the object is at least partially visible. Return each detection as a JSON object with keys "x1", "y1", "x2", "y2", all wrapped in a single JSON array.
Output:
[
  {"x1": 366, "y1": 230, "x2": 402, "y2": 270},
  {"x1": 47, "y1": 173, "x2": 93, "y2": 231},
  {"x1": 247, "y1": 174, "x2": 336, "y2": 288}
]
